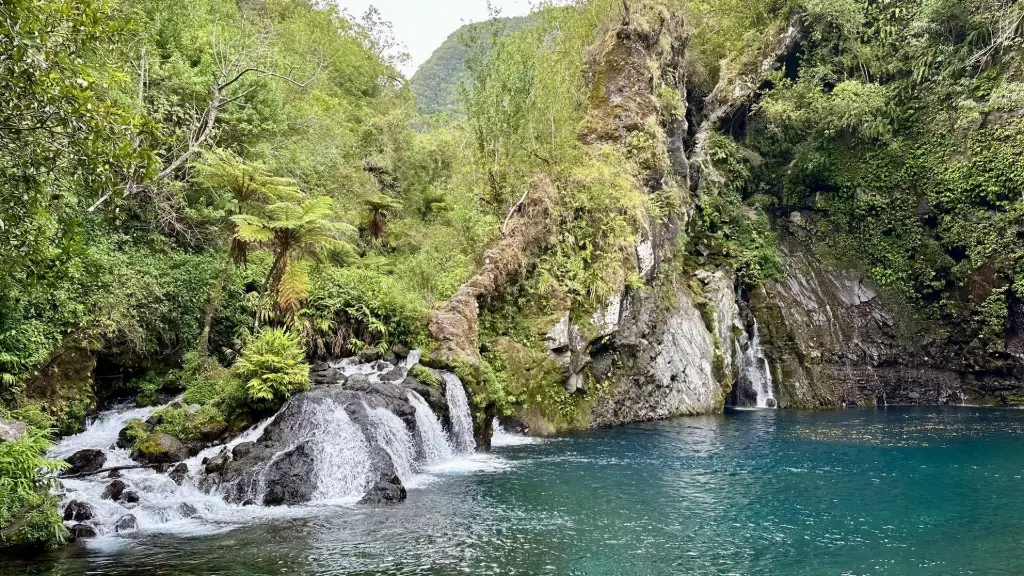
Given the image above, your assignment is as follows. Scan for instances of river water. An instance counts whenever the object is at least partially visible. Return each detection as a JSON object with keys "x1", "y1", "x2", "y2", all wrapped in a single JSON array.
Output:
[{"x1": 9, "y1": 406, "x2": 1024, "y2": 575}]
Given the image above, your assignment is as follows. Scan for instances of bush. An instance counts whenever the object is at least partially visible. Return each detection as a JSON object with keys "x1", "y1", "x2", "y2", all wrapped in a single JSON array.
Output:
[
  {"x1": 152, "y1": 405, "x2": 226, "y2": 441},
  {"x1": 0, "y1": 428, "x2": 67, "y2": 551},
  {"x1": 231, "y1": 328, "x2": 310, "y2": 413}
]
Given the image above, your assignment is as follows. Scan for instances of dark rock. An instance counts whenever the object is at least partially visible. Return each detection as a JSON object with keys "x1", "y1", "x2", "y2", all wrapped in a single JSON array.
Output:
[
  {"x1": 357, "y1": 349, "x2": 381, "y2": 363},
  {"x1": 114, "y1": 514, "x2": 138, "y2": 533},
  {"x1": 101, "y1": 479, "x2": 127, "y2": 501},
  {"x1": 168, "y1": 462, "x2": 189, "y2": 485},
  {"x1": 380, "y1": 364, "x2": 406, "y2": 382},
  {"x1": 62, "y1": 500, "x2": 94, "y2": 522},
  {"x1": 64, "y1": 449, "x2": 106, "y2": 476},
  {"x1": 392, "y1": 344, "x2": 410, "y2": 358},
  {"x1": 145, "y1": 413, "x2": 164, "y2": 427},
  {"x1": 497, "y1": 415, "x2": 530, "y2": 435},
  {"x1": 262, "y1": 442, "x2": 316, "y2": 506},
  {"x1": 242, "y1": 499, "x2": 254, "y2": 507},
  {"x1": 232, "y1": 441, "x2": 254, "y2": 460},
  {"x1": 204, "y1": 454, "x2": 228, "y2": 475},
  {"x1": 121, "y1": 490, "x2": 140, "y2": 504},
  {"x1": 107, "y1": 469, "x2": 122, "y2": 479},
  {"x1": 401, "y1": 377, "x2": 449, "y2": 426},
  {"x1": 310, "y1": 362, "x2": 345, "y2": 386},
  {"x1": 69, "y1": 523, "x2": 97, "y2": 541},
  {"x1": 0, "y1": 418, "x2": 28, "y2": 443},
  {"x1": 179, "y1": 503, "x2": 198, "y2": 518},
  {"x1": 384, "y1": 352, "x2": 399, "y2": 365},
  {"x1": 132, "y1": 433, "x2": 188, "y2": 464},
  {"x1": 358, "y1": 473, "x2": 406, "y2": 505},
  {"x1": 765, "y1": 398, "x2": 778, "y2": 409}
]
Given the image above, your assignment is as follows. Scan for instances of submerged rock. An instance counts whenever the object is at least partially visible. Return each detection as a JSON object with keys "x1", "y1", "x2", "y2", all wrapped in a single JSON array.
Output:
[
  {"x1": 101, "y1": 479, "x2": 127, "y2": 501},
  {"x1": 115, "y1": 514, "x2": 138, "y2": 533},
  {"x1": 358, "y1": 473, "x2": 406, "y2": 505},
  {"x1": 132, "y1": 433, "x2": 187, "y2": 464},
  {"x1": 69, "y1": 523, "x2": 97, "y2": 541},
  {"x1": 64, "y1": 449, "x2": 106, "y2": 476},
  {"x1": 168, "y1": 462, "x2": 189, "y2": 485},
  {"x1": 62, "y1": 500, "x2": 94, "y2": 522},
  {"x1": 178, "y1": 503, "x2": 198, "y2": 518}
]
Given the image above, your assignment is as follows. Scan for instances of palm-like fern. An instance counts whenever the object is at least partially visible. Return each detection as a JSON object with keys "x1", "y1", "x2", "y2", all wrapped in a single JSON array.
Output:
[{"x1": 232, "y1": 196, "x2": 356, "y2": 318}]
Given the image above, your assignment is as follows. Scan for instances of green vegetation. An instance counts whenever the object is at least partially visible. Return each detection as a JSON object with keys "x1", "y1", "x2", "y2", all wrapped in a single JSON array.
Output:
[{"x1": 1, "y1": 0, "x2": 1023, "y2": 551}]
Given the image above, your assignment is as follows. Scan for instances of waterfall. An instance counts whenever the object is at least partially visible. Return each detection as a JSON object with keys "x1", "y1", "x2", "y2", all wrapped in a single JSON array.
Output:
[
  {"x1": 298, "y1": 399, "x2": 373, "y2": 501},
  {"x1": 441, "y1": 372, "x2": 476, "y2": 453},
  {"x1": 741, "y1": 319, "x2": 777, "y2": 408},
  {"x1": 490, "y1": 417, "x2": 539, "y2": 447},
  {"x1": 403, "y1": 349, "x2": 421, "y2": 368},
  {"x1": 365, "y1": 404, "x2": 416, "y2": 482},
  {"x1": 406, "y1": 391, "x2": 454, "y2": 464}
]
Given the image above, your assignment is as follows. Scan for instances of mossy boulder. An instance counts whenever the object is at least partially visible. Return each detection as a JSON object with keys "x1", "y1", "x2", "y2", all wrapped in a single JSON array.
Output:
[{"x1": 132, "y1": 433, "x2": 187, "y2": 464}]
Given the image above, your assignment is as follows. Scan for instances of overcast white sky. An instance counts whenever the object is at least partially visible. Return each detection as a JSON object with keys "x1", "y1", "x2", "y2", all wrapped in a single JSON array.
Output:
[{"x1": 338, "y1": 0, "x2": 535, "y2": 74}]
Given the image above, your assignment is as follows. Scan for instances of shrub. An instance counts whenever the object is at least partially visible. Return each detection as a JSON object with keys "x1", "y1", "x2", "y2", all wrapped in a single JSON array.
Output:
[
  {"x1": 152, "y1": 405, "x2": 226, "y2": 441},
  {"x1": 0, "y1": 427, "x2": 67, "y2": 551},
  {"x1": 410, "y1": 364, "x2": 442, "y2": 388},
  {"x1": 231, "y1": 328, "x2": 310, "y2": 413}
]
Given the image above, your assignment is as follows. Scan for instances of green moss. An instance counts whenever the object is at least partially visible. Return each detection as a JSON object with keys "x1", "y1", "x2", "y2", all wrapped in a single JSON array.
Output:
[
  {"x1": 409, "y1": 364, "x2": 442, "y2": 388},
  {"x1": 152, "y1": 405, "x2": 226, "y2": 442}
]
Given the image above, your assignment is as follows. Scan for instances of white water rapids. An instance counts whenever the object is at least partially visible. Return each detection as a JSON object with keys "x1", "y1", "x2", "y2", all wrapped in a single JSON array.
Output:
[{"x1": 49, "y1": 352, "x2": 527, "y2": 542}]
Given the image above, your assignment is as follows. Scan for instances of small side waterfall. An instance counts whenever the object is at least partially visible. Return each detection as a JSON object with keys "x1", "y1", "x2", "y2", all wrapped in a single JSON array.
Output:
[
  {"x1": 365, "y1": 404, "x2": 416, "y2": 482},
  {"x1": 740, "y1": 319, "x2": 777, "y2": 408},
  {"x1": 407, "y1": 391, "x2": 454, "y2": 464},
  {"x1": 441, "y1": 372, "x2": 476, "y2": 453}
]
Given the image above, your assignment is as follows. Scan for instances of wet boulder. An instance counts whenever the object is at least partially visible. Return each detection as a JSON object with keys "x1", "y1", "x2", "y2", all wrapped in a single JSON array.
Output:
[
  {"x1": 69, "y1": 523, "x2": 97, "y2": 541},
  {"x1": 115, "y1": 514, "x2": 138, "y2": 533},
  {"x1": 101, "y1": 479, "x2": 127, "y2": 501},
  {"x1": 261, "y1": 442, "x2": 317, "y2": 506},
  {"x1": 64, "y1": 449, "x2": 106, "y2": 476},
  {"x1": 178, "y1": 503, "x2": 198, "y2": 518},
  {"x1": 132, "y1": 433, "x2": 187, "y2": 464},
  {"x1": 392, "y1": 344, "x2": 411, "y2": 359},
  {"x1": 204, "y1": 453, "x2": 229, "y2": 475},
  {"x1": 232, "y1": 441, "x2": 254, "y2": 460},
  {"x1": 0, "y1": 418, "x2": 28, "y2": 443},
  {"x1": 310, "y1": 362, "x2": 345, "y2": 386},
  {"x1": 62, "y1": 500, "x2": 94, "y2": 522},
  {"x1": 357, "y1": 349, "x2": 381, "y2": 363},
  {"x1": 168, "y1": 462, "x2": 189, "y2": 485},
  {"x1": 358, "y1": 473, "x2": 406, "y2": 505},
  {"x1": 122, "y1": 490, "x2": 140, "y2": 504},
  {"x1": 497, "y1": 415, "x2": 531, "y2": 436},
  {"x1": 116, "y1": 419, "x2": 151, "y2": 449}
]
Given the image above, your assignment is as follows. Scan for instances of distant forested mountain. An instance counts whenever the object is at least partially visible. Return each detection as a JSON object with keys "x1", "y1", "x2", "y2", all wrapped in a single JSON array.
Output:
[{"x1": 410, "y1": 15, "x2": 532, "y2": 116}]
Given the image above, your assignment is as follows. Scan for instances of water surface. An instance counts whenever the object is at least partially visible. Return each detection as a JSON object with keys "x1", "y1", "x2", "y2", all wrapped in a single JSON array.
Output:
[{"x1": 10, "y1": 406, "x2": 1024, "y2": 575}]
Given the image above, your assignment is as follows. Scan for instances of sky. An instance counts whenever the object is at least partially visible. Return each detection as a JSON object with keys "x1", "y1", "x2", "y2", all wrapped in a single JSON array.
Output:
[{"x1": 338, "y1": 0, "x2": 535, "y2": 75}]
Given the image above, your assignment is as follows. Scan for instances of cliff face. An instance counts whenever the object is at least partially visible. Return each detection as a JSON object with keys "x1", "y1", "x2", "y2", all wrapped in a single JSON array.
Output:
[{"x1": 748, "y1": 231, "x2": 1024, "y2": 408}]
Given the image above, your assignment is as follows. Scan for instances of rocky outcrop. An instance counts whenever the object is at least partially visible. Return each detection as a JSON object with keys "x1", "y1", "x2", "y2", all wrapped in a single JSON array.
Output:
[
  {"x1": 588, "y1": 272, "x2": 740, "y2": 426},
  {"x1": 0, "y1": 419, "x2": 28, "y2": 443},
  {"x1": 429, "y1": 176, "x2": 557, "y2": 363},
  {"x1": 748, "y1": 234, "x2": 977, "y2": 407},
  {"x1": 203, "y1": 374, "x2": 426, "y2": 506}
]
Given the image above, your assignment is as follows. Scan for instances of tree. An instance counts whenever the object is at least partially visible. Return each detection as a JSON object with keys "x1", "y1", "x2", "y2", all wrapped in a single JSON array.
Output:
[
  {"x1": 363, "y1": 193, "x2": 403, "y2": 240},
  {"x1": 233, "y1": 197, "x2": 355, "y2": 318},
  {"x1": 193, "y1": 150, "x2": 302, "y2": 352}
]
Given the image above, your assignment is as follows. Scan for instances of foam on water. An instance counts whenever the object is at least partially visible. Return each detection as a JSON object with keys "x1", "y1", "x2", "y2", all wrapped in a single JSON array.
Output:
[{"x1": 491, "y1": 418, "x2": 541, "y2": 447}]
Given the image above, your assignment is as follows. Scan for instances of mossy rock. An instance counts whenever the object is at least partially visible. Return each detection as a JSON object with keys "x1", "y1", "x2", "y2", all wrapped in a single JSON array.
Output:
[
  {"x1": 132, "y1": 433, "x2": 188, "y2": 464},
  {"x1": 409, "y1": 364, "x2": 442, "y2": 388}
]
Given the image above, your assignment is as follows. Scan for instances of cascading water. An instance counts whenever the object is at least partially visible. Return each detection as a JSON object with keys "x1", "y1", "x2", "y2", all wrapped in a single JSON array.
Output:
[
  {"x1": 406, "y1": 391, "x2": 454, "y2": 464},
  {"x1": 365, "y1": 404, "x2": 416, "y2": 482},
  {"x1": 441, "y1": 372, "x2": 476, "y2": 453},
  {"x1": 740, "y1": 319, "x2": 777, "y2": 408},
  {"x1": 48, "y1": 351, "x2": 504, "y2": 540}
]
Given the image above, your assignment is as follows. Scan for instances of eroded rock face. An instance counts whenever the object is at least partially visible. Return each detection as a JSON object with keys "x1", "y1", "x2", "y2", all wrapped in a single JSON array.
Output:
[
  {"x1": 358, "y1": 473, "x2": 406, "y2": 505},
  {"x1": 749, "y1": 235, "x2": 976, "y2": 408}
]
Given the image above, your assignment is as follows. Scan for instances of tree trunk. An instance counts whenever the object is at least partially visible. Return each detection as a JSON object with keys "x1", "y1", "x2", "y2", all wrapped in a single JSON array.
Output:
[{"x1": 198, "y1": 254, "x2": 233, "y2": 353}]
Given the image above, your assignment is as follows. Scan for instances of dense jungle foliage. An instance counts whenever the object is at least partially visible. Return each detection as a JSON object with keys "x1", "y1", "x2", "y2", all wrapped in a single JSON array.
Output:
[{"x1": 1, "y1": 0, "x2": 1021, "y2": 552}]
